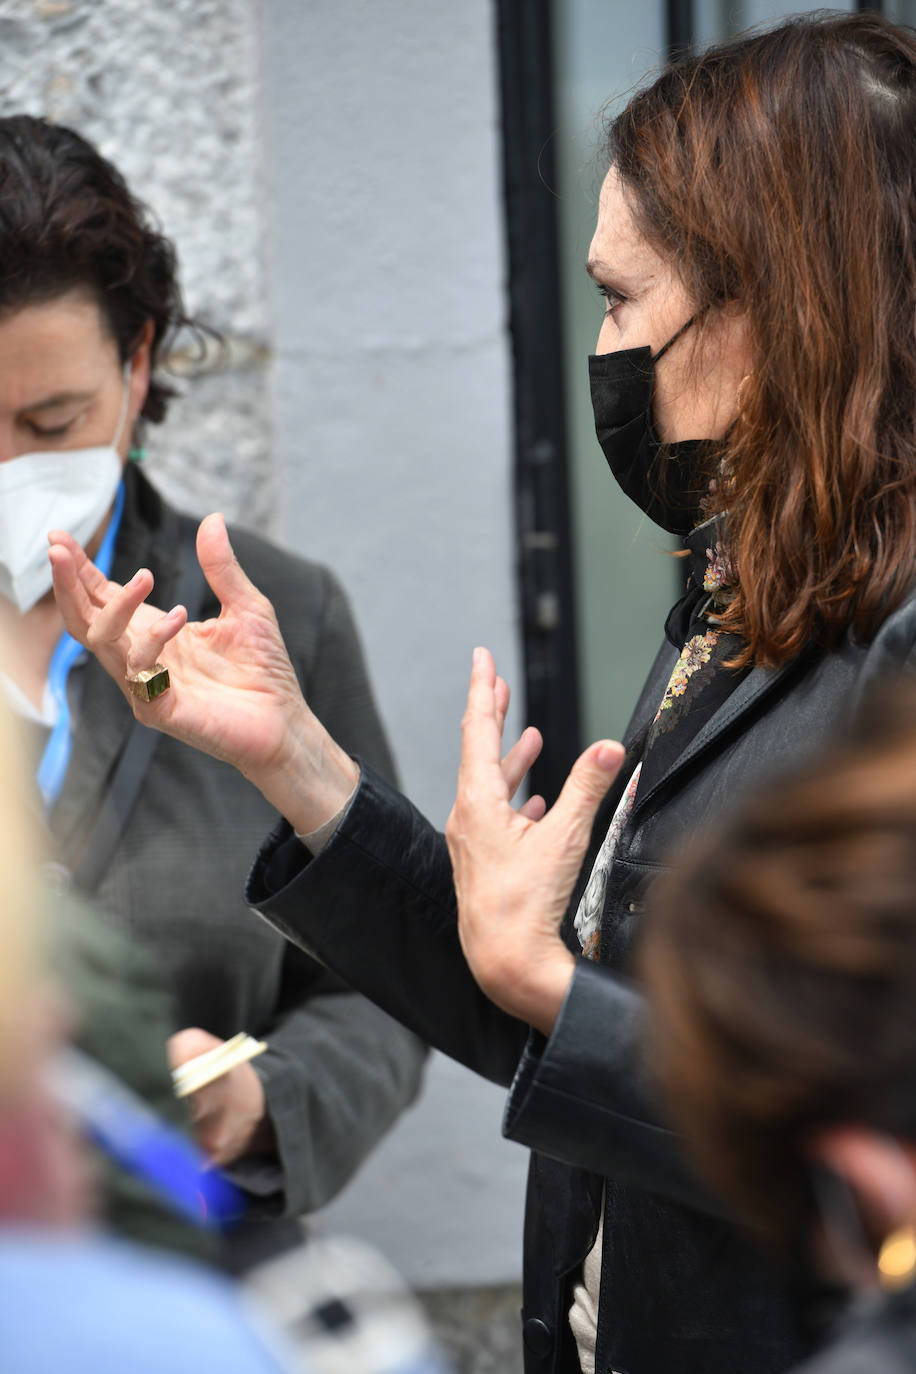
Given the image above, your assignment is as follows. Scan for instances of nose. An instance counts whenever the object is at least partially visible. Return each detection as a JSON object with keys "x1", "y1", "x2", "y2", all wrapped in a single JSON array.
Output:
[{"x1": 594, "y1": 317, "x2": 621, "y2": 357}]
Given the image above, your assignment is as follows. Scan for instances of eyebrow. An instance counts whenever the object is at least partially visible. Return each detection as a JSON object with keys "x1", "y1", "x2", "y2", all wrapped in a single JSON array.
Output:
[
  {"x1": 585, "y1": 257, "x2": 638, "y2": 291},
  {"x1": 20, "y1": 389, "x2": 95, "y2": 413}
]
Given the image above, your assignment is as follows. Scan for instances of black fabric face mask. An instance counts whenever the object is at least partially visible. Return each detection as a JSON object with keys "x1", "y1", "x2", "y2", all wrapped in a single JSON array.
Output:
[{"x1": 588, "y1": 317, "x2": 719, "y2": 536}]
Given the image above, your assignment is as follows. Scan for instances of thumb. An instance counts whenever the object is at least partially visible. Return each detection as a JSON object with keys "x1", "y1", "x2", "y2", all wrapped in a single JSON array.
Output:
[
  {"x1": 195, "y1": 513, "x2": 263, "y2": 612},
  {"x1": 167, "y1": 1026, "x2": 221, "y2": 1069},
  {"x1": 546, "y1": 740, "x2": 626, "y2": 845}
]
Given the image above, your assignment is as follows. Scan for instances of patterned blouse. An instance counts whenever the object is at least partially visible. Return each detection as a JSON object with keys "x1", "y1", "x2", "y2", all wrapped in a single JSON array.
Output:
[{"x1": 574, "y1": 513, "x2": 747, "y2": 960}]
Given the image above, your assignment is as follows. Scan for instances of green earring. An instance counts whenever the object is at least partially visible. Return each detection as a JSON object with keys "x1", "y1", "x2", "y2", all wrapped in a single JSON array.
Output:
[{"x1": 128, "y1": 446, "x2": 147, "y2": 463}]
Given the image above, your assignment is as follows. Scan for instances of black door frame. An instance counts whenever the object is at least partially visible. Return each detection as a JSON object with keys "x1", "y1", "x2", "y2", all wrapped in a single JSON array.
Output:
[
  {"x1": 494, "y1": 0, "x2": 700, "y2": 802},
  {"x1": 494, "y1": 0, "x2": 580, "y2": 805}
]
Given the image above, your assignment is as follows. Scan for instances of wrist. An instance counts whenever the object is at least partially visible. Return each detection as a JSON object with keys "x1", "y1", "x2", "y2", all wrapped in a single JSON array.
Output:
[
  {"x1": 522, "y1": 951, "x2": 576, "y2": 1038},
  {"x1": 484, "y1": 946, "x2": 576, "y2": 1036},
  {"x1": 245, "y1": 704, "x2": 360, "y2": 835}
]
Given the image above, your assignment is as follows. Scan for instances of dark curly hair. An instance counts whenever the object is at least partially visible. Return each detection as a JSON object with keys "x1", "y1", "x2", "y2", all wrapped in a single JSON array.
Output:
[{"x1": 0, "y1": 114, "x2": 202, "y2": 423}]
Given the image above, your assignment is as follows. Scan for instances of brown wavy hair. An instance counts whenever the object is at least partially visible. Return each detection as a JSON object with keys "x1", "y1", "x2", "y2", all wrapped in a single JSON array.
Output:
[
  {"x1": 641, "y1": 679, "x2": 916, "y2": 1253},
  {"x1": 0, "y1": 115, "x2": 206, "y2": 423},
  {"x1": 610, "y1": 13, "x2": 916, "y2": 667}
]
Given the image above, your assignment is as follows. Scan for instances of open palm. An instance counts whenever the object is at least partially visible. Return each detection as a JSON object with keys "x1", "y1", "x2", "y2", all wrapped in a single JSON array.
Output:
[{"x1": 50, "y1": 513, "x2": 357, "y2": 828}]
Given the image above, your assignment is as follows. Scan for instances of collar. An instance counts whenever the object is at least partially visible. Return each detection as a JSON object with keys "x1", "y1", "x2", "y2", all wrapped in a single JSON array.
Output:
[
  {"x1": 664, "y1": 511, "x2": 736, "y2": 649},
  {"x1": 683, "y1": 511, "x2": 734, "y2": 600}
]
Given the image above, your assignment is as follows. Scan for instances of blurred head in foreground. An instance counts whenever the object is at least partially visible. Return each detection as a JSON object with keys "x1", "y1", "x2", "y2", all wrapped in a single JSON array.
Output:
[
  {"x1": 0, "y1": 688, "x2": 89, "y2": 1224},
  {"x1": 0, "y1": 682, "x2": 39, "y2": 1092},
  {"x1": 641, "y1": 680, "x2": 916, "y2": 1290}
]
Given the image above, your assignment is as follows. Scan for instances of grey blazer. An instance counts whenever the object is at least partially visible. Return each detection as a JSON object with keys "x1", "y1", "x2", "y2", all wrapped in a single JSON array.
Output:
[{"x1": 48, "y1": 464, "x2": 427, "y2": 1258}]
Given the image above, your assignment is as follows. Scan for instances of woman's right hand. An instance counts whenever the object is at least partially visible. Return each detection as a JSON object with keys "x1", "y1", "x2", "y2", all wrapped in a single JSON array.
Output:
[{"x1": 49, "y1": 512, "x2": 359, "y2": 832}]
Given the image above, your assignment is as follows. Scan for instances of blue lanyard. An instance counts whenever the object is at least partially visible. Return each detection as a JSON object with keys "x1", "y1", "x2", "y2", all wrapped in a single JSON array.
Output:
[{"x1": 37, "y1": 480, "x2": 126, "y2": 811}]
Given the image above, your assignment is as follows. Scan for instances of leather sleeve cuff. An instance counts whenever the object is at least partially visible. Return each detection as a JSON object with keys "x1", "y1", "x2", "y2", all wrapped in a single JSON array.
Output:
[{"x1": 503, "y1": 960, "x2": 723, "y2": 1215}]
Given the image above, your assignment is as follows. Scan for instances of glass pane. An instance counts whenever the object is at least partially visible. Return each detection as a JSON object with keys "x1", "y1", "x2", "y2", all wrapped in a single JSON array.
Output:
[
  {"x1": 885, "y1": 1, "x2": 916, "y2": 24},
  {"x1": 551, "y1": 1, "x2": 672, "y2": 745},
  {"x1": 696, "y1": 0, "x2": 853, "y2": 39}
]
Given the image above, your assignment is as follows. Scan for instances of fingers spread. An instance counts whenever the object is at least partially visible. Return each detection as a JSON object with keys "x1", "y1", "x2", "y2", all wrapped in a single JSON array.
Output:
[
  {"x1": 501, "y1": 725, "x2": 543, "y2": 799},
  {"x1": 196, "y1": 513, "x2": 261, "y2": 612},
  {"x1": 494, "y1": 675, "x2": 510, "y2": 734},
  {"x1": 125, "y1": 605, "x2": 189, "y2": 678},
  {"x1": 459, "y1": 646, "x2": 502, "y2": 762},
  {"x1": 454, "y1": 647, "x2": 515, "y2": 818},
  {"x1": 49, "y1": 546, "x2": 99, "y2": 643},
  {"x1": 89, "y1": 569, "x2": 156, "y2": 648},
  {"x1": 542, "y1": 739, "x2": 626, "y2": 846},
  {"x1": 518, "y1": 794, "x2": 547, "y2": 822},
  {"x1": 48, "y1": 531, "x2": 113, "y2": 608}
]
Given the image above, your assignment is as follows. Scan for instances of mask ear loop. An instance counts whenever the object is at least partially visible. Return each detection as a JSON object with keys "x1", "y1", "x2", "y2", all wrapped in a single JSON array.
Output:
[
  {"x1": 111, "y1": 359, "x2": 134, "y2": 452},
  {"x1": 651, "y1": 314, "x2": 697, "y2": 364}
]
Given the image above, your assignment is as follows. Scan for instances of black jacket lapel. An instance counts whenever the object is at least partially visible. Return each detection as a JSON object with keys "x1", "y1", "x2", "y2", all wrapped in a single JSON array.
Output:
[{"x1": 631, "y1": 654, "x2": 805, "y2": 821}]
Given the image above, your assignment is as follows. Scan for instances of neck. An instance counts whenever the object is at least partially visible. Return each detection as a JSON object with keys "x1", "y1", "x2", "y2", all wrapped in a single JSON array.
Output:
[
  {"x1": 0, "y1": 594, "x2": 66, "y2": 711},
  {"x1": 84, "y1": 490, "x2": 120, "y2": 564}
]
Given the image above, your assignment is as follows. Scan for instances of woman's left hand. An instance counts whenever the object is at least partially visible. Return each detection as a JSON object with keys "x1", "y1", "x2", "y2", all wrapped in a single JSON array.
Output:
[
  {"x1": 168, "y1": 1028, "x2": 274, "y2": 1168},
  {"x1": 446, "y1": 647, "x2": 624, "y2": 1036}
]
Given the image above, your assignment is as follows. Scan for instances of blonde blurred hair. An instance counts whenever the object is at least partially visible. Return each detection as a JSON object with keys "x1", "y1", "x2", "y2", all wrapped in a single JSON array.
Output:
[{"x1": 0, "y1": 688, "x2": 40, "y2": 1102}]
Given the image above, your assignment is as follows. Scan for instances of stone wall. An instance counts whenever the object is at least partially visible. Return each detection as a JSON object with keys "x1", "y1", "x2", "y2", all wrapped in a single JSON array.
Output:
[{"x1": 0, "y1": 0, "x2": 272, "y2": 525}]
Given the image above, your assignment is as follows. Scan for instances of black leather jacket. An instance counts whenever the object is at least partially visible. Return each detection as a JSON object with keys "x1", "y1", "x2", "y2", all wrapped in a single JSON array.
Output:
[{"x1": 247, "y1": 585, "x2": 916, "y2": 1374}]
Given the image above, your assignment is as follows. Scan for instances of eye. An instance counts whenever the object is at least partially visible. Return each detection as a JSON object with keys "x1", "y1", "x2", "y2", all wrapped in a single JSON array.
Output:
[
  {"x1": 27, "y1": 420, "x2": 74, "y2": 438},
  {"x1": 595, "y1": 282, "x2": 627, "y2": 317},
  {"x1": 596, "y1": 283, "x2": 631, "y2": 317}
]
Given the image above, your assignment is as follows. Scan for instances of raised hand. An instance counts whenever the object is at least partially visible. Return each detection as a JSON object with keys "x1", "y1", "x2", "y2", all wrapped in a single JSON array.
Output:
[
  {"x1": 446, "y1": 647, "x2": 624, "y2": 1034},
  {"x1": 49, "y1": 513, "x2": 358, "y2": 833}
]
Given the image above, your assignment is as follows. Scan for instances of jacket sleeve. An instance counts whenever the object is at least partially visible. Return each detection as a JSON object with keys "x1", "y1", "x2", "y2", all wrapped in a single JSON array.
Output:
[
  {"x1": 245, "y1": 954, "x2": 427, "y2": 1216},
  {"x1": 246, "y1": 765, "x2": 531, "y2": 1088},
  {"x1": 502, "y1": 960, "x2": 723, "y2": 1214},
  {"x1": 236, "y1": 561, "x2": 426, "y2": 1216},
  {"x1": 246, "y1": 766, "x2": 723, "y2": 1216}
]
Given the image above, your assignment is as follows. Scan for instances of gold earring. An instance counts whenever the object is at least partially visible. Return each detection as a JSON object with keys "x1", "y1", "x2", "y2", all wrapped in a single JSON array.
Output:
[
  {"x1": 878, "y1": 1224, "x2": 916, "y2": 1290},
  {"x1": 735, "y1": 374, "x2": 752, "y2": 415}
]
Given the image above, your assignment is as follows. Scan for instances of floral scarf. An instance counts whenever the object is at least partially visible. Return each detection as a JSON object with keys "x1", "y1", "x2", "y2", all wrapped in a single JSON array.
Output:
[{"x1": 574, "y1": 513, "x2": 745, "y2": 960}]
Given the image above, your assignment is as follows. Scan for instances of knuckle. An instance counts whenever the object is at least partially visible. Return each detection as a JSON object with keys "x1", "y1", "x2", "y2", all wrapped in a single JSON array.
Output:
[
  {"x1": 553, "y1": 811, "x2": 590, "y2": 855},
  {"x1": 572, "y1": 765, "x2": 606, "y2": 803}
]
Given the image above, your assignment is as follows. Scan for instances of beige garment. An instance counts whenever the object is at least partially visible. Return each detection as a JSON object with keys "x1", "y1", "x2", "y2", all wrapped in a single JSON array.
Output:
[
  {"x1": 295, "y1": 787, "x2": 358, "y2": 855},
  {"x1": 568, "y1": 1199, "x2": 624, "y2": 1374},
  {"x1": 568, "y1": 1207, "x2": 604, "y2": 1374}
]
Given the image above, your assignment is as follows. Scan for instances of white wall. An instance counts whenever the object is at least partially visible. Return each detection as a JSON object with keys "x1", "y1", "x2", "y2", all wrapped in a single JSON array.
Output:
[
  {"x1": 259, "y1": 0, "x2": 527, "y2": 1286},
  {"x1": 0, "y1": 0, "x2": 528, "y2": 1290},
  {"x1": 0, "y1": 0, "x2": 273, "y2": 526}
]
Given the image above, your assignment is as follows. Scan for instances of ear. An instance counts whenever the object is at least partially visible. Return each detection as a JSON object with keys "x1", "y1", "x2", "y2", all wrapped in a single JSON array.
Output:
[
  {"x1": 809, "y1": 1126, "x2": 916, "y2": 1236},
  {"x1": 127, "y1": 318, "x2": 155, "y2": 424}
]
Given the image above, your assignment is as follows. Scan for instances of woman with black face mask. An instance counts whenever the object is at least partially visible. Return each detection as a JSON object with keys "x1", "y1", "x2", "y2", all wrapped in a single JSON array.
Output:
[{"x1": 50, "y1": 12, "x2": 916, "y2": 1374}]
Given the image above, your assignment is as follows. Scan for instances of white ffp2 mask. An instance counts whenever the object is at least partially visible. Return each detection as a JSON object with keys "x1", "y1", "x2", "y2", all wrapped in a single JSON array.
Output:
[{"x1": 0, "y1": 371, "x2": 130, "y2": 613}]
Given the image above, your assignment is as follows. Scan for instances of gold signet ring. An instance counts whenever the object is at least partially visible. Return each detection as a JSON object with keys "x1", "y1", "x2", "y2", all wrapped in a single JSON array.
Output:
[{"x1": 126, "y1": 663, "x2": 170, "y2": 702}]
